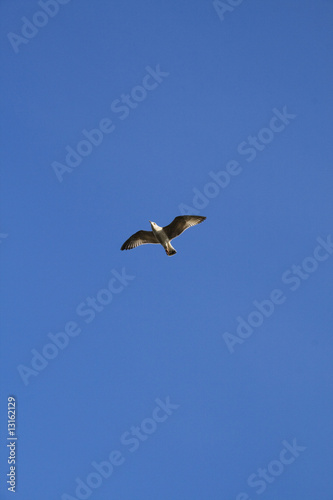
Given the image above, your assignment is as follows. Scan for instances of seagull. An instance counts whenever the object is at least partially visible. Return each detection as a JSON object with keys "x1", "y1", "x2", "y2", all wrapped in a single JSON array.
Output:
[{"x1": 121, "y1": 215, "x2": 206, "y2": 256}]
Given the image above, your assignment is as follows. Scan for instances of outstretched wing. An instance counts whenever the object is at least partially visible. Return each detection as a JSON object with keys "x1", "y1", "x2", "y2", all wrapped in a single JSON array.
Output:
[
  {"x1": 163, "y1": 216, "x2": 206, "y2": 240},
  {"x1": 121, "y1": 230, "x2": 158, "y2": 251}
]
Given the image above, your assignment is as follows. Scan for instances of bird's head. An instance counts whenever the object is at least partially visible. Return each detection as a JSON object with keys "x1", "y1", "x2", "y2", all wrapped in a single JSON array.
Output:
[{"x1": 149, "y1": 220, "x2": 156, "y2": 229}]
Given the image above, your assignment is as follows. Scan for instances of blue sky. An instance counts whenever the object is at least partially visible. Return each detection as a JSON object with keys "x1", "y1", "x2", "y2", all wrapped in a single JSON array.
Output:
[{"x1": 1, "y1": 1, "x2": 333, "y2": 499}]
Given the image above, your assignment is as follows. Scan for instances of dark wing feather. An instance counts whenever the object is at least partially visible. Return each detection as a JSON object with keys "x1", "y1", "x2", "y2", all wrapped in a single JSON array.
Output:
[
  {"x1": 121, "y1": 230, "x2": 158, "y2": 251},
  {"x1": 163, "y1": 216, "x2": 206, "y2": 240}
]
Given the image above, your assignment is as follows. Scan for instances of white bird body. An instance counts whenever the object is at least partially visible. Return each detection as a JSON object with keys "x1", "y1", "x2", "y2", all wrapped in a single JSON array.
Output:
[{"x1": 149, "y1": 221, "x2": 177, "y2": 256}]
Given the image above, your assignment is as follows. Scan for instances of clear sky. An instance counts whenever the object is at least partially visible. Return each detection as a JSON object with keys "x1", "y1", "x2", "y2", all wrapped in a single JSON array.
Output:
[{"x1": 1, "y1": 1, "x2": 333, "y2": 499}]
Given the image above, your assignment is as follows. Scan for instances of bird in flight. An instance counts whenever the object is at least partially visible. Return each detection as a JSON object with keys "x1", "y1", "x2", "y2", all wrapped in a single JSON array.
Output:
[{"x1": 121, "y1": 215, "x2": 206, "y2": 256}]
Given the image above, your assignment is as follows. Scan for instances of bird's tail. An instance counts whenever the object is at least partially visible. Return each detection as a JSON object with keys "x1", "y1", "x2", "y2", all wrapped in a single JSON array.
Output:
[{"x1": 166, "y1": 244, "x2": 177, "y2": 256}]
